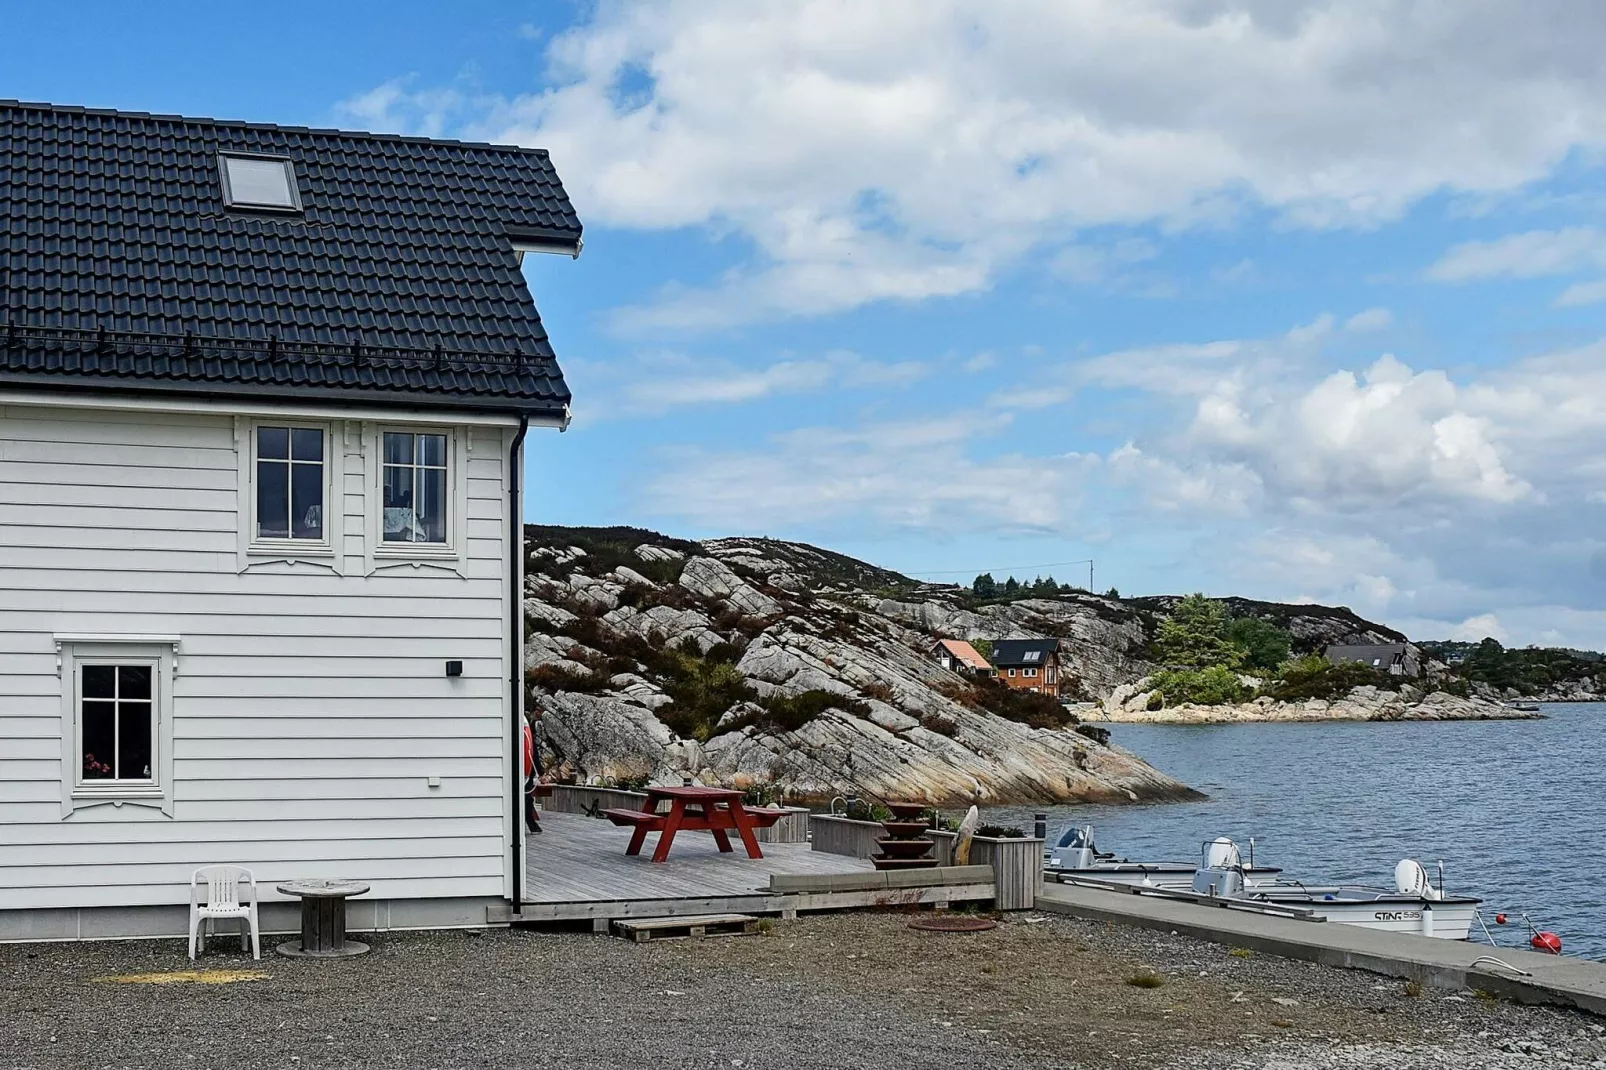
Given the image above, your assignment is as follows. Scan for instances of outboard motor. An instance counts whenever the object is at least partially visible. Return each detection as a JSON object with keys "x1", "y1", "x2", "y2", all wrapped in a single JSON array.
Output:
[
  {"x1": 1192, "y1": 837, "x2": 1244, "y2": 898},
  {"x1": 1049, "y1": 825, "x2": 1097, "y2": 870},
  {"x1": 1394, "y1": 859, "x2": 1443, "y2": 901}
]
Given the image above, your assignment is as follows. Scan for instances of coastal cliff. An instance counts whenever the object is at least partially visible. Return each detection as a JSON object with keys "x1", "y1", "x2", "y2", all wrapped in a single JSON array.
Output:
[{"x1": 523, "y1": 527, "x2": 1197, "y2": 806}]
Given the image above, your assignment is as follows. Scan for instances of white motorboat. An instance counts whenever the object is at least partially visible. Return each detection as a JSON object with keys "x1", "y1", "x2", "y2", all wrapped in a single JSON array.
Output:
[
  {"x1": 1190, "y1": 841, "x2": 1481, "y2": 940},
  {"x1": 1045, "y1": 825, "x2": 1283, "y2": 890}
]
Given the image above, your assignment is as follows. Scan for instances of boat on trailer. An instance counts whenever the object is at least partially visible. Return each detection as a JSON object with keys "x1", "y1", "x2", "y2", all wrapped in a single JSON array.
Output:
[{"x1": 1044, "y1": 825, "x2": 1283, "y2": 890}]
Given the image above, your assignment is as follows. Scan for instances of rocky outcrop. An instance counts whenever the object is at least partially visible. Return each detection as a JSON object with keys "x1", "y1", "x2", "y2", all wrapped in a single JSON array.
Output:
[
  {"x1": 523, "y1": 528, "x2": 1200, "y2": 805},
  {"x1": 1090, "y1": 682, "x2": 1539, "y2": 724},
  {"x1": 677, "y1": 556, "x2": 784, "y2": 618}
]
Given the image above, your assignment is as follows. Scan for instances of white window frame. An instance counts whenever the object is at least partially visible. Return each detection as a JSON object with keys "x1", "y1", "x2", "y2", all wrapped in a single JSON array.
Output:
[
  {"x1": 1024, "y1": 667, "x2": 1037, "y2": 678},
  {"x1": 372, "y1": 424, "x2": 466, "y2": 560},
  {"x1": 243, "y1": 419, "x2": 337, "y2": 559},
  {"x1": 1008, "y1": 668, "x2": 1017, "y2": 678},
  {"x1": 57, "y1": 638, "x2": 178, "y2": 817}
]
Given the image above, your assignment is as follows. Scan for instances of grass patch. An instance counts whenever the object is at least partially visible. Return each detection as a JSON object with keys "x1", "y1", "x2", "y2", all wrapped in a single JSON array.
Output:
[
  {"x1": 1124, "y1": 972, "x2": 1166, "y2": 989},
  {"x1": 1403, "y1": 980, "x2": 1423, "y2": 998},
  {"x1": 1228, "y1": 947, "x2": 1253, "y2": 959}
]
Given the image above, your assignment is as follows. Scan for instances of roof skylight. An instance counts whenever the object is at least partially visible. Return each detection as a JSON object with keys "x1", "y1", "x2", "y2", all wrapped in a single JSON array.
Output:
[{"x1": 219, "y1": 154, "x2": 301, "y2": 212}]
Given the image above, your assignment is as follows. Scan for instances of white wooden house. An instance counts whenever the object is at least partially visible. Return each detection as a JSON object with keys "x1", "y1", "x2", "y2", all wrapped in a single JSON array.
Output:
[{"x1": 0, "y1": 100, "x2": 580, "y2": 940}]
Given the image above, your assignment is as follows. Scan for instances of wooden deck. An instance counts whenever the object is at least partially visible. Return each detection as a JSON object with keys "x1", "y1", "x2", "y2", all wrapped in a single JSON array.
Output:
[{"x1": 519, "y1": 811, "x2": 876, "y2": 924}]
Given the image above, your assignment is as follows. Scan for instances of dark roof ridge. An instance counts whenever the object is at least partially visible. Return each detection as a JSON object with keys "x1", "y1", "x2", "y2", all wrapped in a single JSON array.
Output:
[{"x1": 0, "y1": 97, "x2": 552, "y2": 158}]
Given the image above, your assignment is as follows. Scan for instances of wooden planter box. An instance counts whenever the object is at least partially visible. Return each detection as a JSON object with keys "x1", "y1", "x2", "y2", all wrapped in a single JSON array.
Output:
[
  {"x1": 808, "y1": 814, "x2": 885, "y2": 858},
  {"x1": 968, "y1": 835, "x2": 1044, "y2": 910},
  {"x1": 755, "y1": 806, "x2": 811, "y2": 844},
  {"x1": 544, "y1": 785, "x2": 649, "y2": 815}
]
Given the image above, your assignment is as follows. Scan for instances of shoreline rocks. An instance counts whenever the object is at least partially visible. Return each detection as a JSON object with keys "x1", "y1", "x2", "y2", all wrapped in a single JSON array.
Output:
[{"x1": 1090, "y1": 683, "x2": 1542, "y2": 724}]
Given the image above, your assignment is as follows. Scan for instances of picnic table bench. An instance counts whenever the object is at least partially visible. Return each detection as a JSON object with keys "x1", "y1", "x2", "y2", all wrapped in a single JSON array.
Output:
[{"x1": 601, "y1": 786, "x2": 787, "y2": 863}]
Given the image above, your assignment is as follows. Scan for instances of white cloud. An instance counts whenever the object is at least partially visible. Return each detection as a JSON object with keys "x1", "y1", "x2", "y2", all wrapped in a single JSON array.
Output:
[
  {"x1": 1050, "y1": 238, "x2": 1160, "y2": 285},
  {"x1": 1449, "y1": 613, "x2": 1508, "y2": 643},
  {"x1": 340, "y1": 1, "x2": 1606, "y2": 326},
  {"x1": 642, "y1": 412, "x2": 1090, "y2": 534},
  {"x1": 1426, "y1": 227, "x2": 1606, "y2": 281},
  {"x1": 621, "y1": 358, "x2": 832, "y2": 412},
  {"x1": 1555, "y1": 279, "x2": 1606, "y2": 307},
  {"x1": 576, "y1": 349, "x2": 928, "y2": 418},
  {"x1": 1344, "y1": 307, "x2": 1393, "y2": 332}
]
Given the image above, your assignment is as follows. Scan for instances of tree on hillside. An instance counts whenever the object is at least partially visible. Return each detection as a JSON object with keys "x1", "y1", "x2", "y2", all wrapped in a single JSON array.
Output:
[
  {"x1": 1152, "y1": 593, "x2": 1243, "y2": 669},
  {"x1": 1225, "y1": 616, "x2": 1292, "y2": 672},
  {"x1": 1003, "y1": 576, "x2": 1021, "y2": 596},
  {"x1": 972, "y1": 573, "x2": 998, "y2": 598}
]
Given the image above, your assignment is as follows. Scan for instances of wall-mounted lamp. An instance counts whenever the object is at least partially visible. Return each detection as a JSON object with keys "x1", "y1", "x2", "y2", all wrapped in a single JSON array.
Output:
[{"x1": 445, "y1": 660, "x2": 463, "y2": 678}]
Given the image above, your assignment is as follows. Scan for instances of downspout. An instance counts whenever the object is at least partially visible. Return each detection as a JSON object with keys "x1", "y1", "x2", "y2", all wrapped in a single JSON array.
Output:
[{"x1": 508, "y1": 412, "x2": 530, "y2": 912}]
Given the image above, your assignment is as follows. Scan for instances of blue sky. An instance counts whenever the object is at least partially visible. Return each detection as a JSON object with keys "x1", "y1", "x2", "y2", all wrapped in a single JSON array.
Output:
[{"x1": 9, "y1": 1, "x2": 1606, "y2": 647}]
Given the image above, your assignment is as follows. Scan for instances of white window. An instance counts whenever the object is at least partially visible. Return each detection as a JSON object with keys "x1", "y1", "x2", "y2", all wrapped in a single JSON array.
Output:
[
  {"x1": 382, "y1": 431, "x2": 450, "y2": 545},
  {"x1": 219, "y1": 153, "x2": 302, "y2": 212},
  {"x1": 255, "y1": 425, "x2": 326, "y2": 543},
  {"x1": 78, "y1": 663, "x2": 155, "y2": 785},
  {"x1": 1008, "y1": 668, "x2": 1017, "y2": 677},
  {"x1": 1025, "y1": 667, "x2": 1037, "y2": 678},
  {"x1": 57, "y1": 638, "x2": 177, "y2": 816}
]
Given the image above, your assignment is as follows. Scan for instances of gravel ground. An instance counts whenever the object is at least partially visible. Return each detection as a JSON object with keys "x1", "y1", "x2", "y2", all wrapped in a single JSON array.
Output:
[{"x1": 1, "y1": 912, "x2": 1602, "y2": 1070}]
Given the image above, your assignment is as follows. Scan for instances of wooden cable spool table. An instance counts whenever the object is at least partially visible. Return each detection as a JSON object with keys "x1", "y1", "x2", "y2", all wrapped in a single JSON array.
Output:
[{"x1": 275, "y1": 879, "x2": 371, "y2": 958}]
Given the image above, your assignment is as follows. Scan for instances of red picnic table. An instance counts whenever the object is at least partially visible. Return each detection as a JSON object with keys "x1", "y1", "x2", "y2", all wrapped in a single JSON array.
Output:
[{"x1": 601, "y1": 786, "x2": 786, "y2": 863}]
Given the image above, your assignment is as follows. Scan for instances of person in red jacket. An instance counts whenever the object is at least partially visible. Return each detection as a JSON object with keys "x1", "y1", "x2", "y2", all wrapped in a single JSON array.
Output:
[{"x1": 522, "y1": 717, "x2": 542, "y2": 835}]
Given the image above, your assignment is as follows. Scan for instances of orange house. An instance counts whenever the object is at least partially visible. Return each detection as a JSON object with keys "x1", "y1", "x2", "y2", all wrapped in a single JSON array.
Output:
[
  {"x1": 933, "y1": 638, "x2": 994, "y2": 677},
  {"x1": 990, "y1": 639, "x2": 1061, "y2": 696}
]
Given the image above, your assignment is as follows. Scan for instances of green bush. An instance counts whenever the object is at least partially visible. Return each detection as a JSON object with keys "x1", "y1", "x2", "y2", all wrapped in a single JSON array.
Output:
[
  {"x1": 1074, "y1": 723, "x2": 1111, "y2": 746},
  {"x1": 1225, "y1": 616, "x2": 1291, "y2": 672},
  {"x1": 1148, "y1": 665, "x2": 1252, "y2": 707}
]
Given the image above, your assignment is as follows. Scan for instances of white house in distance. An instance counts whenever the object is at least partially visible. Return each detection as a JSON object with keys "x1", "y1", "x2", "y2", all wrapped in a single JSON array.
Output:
[{"x1": 0, "y1": 99, "x2": 581, "y2": 941}]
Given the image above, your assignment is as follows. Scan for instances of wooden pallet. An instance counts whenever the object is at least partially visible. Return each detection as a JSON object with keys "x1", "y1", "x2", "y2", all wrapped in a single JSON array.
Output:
[{"x1": 612, "y1": 913, "x2": 759, "y2": 943}]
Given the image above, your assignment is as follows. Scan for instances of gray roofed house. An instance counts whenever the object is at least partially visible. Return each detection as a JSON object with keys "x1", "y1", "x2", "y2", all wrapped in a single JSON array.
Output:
[
  {"x1": 1325, "y1": 643, "x2": 1420, "y2": 677},
  {"x1": 988, "y1": 638, "x2": 1062, "y2": 696},
  {"x1": 0, "y1": 99, "x2": 582, "y2": 943}
]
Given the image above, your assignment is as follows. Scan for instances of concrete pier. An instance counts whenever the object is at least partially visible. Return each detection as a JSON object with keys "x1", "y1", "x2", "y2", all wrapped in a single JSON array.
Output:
[{"x1": 1037, "y1": 881, "x2": 1606, "y2": 1016}]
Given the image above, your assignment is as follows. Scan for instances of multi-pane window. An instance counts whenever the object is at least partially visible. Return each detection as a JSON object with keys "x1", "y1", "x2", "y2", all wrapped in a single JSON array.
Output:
[
  {"x1": 256, "y1": 426, "x2": 325, "y2": 541},
  {"x1": 78, "y1": 663, "x2": 155, "y2": 784},
  {"x1": 382, "y1": 431, "x2": 448, "y2": 544}
]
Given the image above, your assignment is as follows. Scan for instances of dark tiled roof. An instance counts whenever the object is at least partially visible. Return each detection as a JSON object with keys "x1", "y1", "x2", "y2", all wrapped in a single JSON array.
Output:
[
  {"x1": 989, "y1": 638, "x2": 1059, "y2": 667},
  {"x1": 1325, "y1": 643, "x2": 1410, "y2": 661},
  {"x1": 0, "y1": 100, "x2": 582, "y2": 414}
]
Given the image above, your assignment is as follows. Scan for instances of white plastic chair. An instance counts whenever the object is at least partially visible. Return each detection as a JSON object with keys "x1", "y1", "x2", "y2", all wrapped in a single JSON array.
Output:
[{"x1": 189, "y1": 866, "x2": 260, "y2": 960}]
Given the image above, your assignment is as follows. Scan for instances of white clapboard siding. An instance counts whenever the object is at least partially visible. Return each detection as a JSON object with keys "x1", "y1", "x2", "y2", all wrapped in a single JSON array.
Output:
[{"x1": 0, "y1": 404, "x2": 516, "y2": 916}]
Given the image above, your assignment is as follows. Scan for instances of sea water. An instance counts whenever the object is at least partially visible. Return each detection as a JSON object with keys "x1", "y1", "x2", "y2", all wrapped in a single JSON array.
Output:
[{"x1": 983, "y1": 702, "x2": 1606, "y2": 959}]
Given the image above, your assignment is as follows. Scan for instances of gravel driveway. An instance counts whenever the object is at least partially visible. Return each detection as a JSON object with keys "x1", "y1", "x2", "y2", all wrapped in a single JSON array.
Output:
[{"x1": 1, "y1": 913, "x2": 1601, "y2": 1069}]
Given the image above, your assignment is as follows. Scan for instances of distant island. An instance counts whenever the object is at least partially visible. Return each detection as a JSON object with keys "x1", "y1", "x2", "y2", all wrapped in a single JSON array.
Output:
[{"x1": 520, "y1": 526, "x2": 1570, "y2": 804}]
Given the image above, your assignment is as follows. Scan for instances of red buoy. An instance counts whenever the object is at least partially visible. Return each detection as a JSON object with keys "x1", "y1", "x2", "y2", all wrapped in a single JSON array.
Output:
[
  {"x1": 1531, "y1": 931, "x2": 1563, "y2": 954},
  {"x1": 1494, "y1": 913, "x2": 1508, "y2": 925}
]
